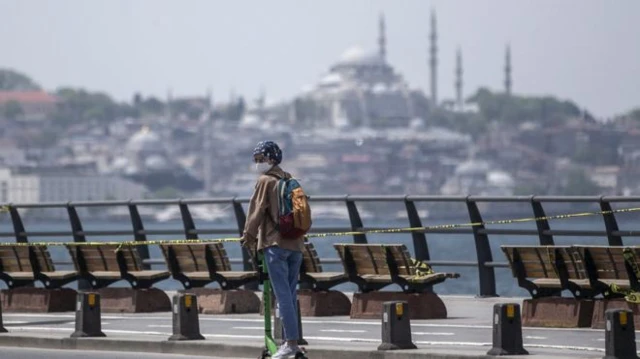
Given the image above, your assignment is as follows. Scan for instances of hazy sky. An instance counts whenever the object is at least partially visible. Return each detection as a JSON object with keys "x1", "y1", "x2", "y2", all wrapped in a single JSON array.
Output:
[{"x1": 1, "y1": 0, "x2": 638, "y2": 118}]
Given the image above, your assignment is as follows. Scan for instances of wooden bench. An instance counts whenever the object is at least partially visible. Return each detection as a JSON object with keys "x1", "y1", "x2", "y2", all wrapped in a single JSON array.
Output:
[
  {"x1": 501, "y1": 245, "x2": 640, "y2": 299},
  {"x1": 572, "y1": 245, "x2": 640, "y2": 298},
  {"x1": 300, "y1": 242, "x2": 347, "y2": 291},
  {"x1": 159, "y1": 243, "x2": 258, "y2": 290},
  {"x1": 66, "y1": 244, "x2": 169, "y2": 289},
  {"x1": 0, "y1": 244, "x2": 77, "y2": 289},
  {"x1": 501, "y1": 245, "x2": 589, "y2": 298},
  {"x1": 333, "y1": 243, "x2": 460, "y2": 293}
]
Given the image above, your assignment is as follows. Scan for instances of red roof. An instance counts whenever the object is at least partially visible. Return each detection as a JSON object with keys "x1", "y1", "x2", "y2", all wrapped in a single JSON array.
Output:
[{"x1": 0, "y1": 91, "x2": 58, "y2": 105}]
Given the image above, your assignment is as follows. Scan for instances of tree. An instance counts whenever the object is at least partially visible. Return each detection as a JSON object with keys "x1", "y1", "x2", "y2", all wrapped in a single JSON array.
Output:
[
  {"x1": 628, "y1": 108, "x2": 640, "y2": 122},
  {"x1": 53, "y1": 87, "x2": 122, "y2": 125},
  {"x1": 153, "y1": 186, "x2": 180, "y2": 199},
  {"x1": 466, "y1": 88, "x2": 583, "y2": 127},
  {"x1": 558, "y1": 169, "x2": 602, "y2": 195},
  {"x1": 0, "y1": 68, "x2": 41, "y2": 91},
  {"x1": 30, "y1": 128, "x2": 59, "y2": 148},
  {"x1": 3, "y1": 100, "x2": 24, "y2": 120},
  {"x1": 226, "y1": 97, "x2": 246, "y2": 122},
  {"x1": 139, "y1": 97, "x2": 165, "y2": 115}
]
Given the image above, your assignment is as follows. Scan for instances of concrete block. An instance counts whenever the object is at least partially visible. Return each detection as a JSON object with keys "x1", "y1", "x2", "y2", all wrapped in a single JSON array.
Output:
[
  {"x1": 180, "y1": 288, "x2": 260, "y2": 314},
  {"x1": 522, "y1": 297, "x2": 594, "y2": 328},
  {"x1": 297, "y1": 289, "x2": 351, "y2": 317},
  {"x1": 97, "y1": 287, "x2": 171, "y2": 313},
  {"x1": 1, "y1": 288, "x2": 77, "y2": 313},
  {"x1": 351, "y1": 291, "x2": 447, "y2": 320}
]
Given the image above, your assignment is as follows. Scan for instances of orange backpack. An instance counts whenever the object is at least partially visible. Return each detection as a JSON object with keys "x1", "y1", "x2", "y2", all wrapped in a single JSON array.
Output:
[{"x1": 274, "y1": 177, "x2": 312, "y2": 239}]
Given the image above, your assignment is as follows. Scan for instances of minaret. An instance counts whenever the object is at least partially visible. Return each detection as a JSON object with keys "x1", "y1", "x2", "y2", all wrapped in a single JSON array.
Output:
[
  {"x1": 378, "y1": 13, "x2": 387, "y2": 62},
  {"x1": 203, "y1": 88, "x2": 213, "y2": 196},
  {"x1": 429, "y1": 9, "x2": 438, "y2": 106},
  {"x1": 165, "y1": 88, "x2": 173, "y2": 123},
  {"x1": 504, "y1": 44, "x2": 512, "y2": 96},
  {"x1": 455, "y1": 48, "x2": 463, "y2": 110},
  {"x1": 205, "y1": 87, "x2": 212, "y2": 109}
]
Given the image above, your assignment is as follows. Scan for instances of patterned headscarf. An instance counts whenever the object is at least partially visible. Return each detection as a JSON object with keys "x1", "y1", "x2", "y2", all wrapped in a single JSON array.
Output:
[{"x1": 252, "y1": 141, "x2": 282, "y2": 165}]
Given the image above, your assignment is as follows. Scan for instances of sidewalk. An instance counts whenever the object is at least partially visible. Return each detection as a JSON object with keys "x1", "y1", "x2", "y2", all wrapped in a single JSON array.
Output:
[{"x1": 0, "y1": 295, "x2": 611, "y2": 358}]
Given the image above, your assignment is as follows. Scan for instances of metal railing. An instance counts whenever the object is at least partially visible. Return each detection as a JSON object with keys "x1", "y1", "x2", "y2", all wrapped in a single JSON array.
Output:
[{"x1": 2, "y1": 195, "x2": 640, "y2": 296}]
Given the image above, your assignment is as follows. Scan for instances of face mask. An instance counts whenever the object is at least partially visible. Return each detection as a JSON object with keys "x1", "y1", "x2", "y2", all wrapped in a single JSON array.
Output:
[{"x1": 254, "y1": 162, "x2": 272, "y2": 173}]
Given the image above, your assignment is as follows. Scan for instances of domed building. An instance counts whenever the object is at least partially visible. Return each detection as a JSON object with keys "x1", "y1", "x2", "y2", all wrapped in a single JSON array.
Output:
[
  {"x1": 110, "y1": 125, "x2": 202, "y2": 191},
  {"x1": 126, "y1": 126, "x2": 165, "y2": 156},
  {"x1": 293, "y1": 16, "x2": 430, "y2": 129},
  {"x1": 122, "y1": 125, "x2": 168, "y2": 173}
]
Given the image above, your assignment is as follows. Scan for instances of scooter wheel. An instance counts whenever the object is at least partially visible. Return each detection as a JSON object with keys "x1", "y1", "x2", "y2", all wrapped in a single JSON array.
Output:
[
  {"x1": 259, "y1": 349, "x2": 271, "y2": 358},
  {"x1": 294, "y1": 353, "x2": 308, "y2": 359}
]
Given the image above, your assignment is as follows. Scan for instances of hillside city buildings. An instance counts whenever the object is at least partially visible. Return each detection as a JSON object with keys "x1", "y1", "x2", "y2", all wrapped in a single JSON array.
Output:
[{"x1": 0, "y1": 12, "x2": 639, "y2": 220}]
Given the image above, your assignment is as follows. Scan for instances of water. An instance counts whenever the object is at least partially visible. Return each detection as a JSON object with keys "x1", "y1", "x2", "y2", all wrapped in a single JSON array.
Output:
[{"x1": 1, "y1": 206, "x2": 639, "y2": 297}]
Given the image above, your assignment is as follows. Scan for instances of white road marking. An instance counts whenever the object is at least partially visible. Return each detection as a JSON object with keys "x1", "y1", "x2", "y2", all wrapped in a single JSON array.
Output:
[
  {"x1": 416, "y1": 341, "x2": 490, "y2": 346},
  {"x1": 320, "y1": 329, "x2": 367, "y2": 333},
  {"x1": 1, "y1": 326, "x2": 611, "y2": 353},
  {"x1": 525, "y1": 335, "x2": 547, "y2": 340},
  {"x1": 2, "y1": 321, "x2": 28, "y2": 324},
  {"x1": 232, "y1": 326, "x2": 264, "y2": 330},
  {"x1": 203, "y1": 334, "x2": 263, "y2": 339},
  {"x1": 8, "y1": 327, "x2": 168, "y2": 336},
  {"x1": 3, "y1": 314, "x2": 609, "y2": 335},
  {"x1": 413, "y1": 332, "x2": 455, "y2": 336},
  {"x1": 524, "y1": 343, "x2": 604, "y2": 352},
  {"x1": 147, "y1": 324, "x2": 172, "y2": 328}
]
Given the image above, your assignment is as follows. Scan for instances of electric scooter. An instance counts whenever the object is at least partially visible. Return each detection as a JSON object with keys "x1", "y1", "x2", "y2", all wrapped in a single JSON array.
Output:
[{"x1": 257, "y1": 251, "x2": 308, "y2": 359}]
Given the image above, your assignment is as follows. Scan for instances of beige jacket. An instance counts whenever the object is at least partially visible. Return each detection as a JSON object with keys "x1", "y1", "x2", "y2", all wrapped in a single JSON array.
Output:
[{"x1": 241, "y1": 165, "x2": 304, "y2": 252}]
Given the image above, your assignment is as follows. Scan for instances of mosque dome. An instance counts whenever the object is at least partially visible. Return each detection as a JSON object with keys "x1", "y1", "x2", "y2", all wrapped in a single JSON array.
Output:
[
  {"x1": 335, "y1": 46, "x2": 385, "y2": 67},
  {"x1": 487, "y1": 171, "x2": 515, "y2": 187},
  {"x1": 319, "y1": 73, "x2": 344, "y2": 87},
  {"x1": 110, "y1": 156, "x2": 129, "y2": 169},
  {"x1": 145, "y1": 155, "x2": 170, "y2": 171},
  {"x1": 454, "y1": 160, "x2": 491, "y2": 176},
  {"x1": 126, "y1": 126, "x2": 164, "y2": 153}
]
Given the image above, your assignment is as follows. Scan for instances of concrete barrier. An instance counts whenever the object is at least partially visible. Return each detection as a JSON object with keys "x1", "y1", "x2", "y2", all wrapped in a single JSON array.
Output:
[
  {"x1": 487, "y1": 303, "x2": 528, "y2": 356},
  {"x1": 0, "y1": 296, "x2": 7, "y2": 333},
  {"x1": 70, "y1": 292, "x2": 105, "y2": 338},
  {"x1": 378, "y1": 301, "x2": 417, "y2": 350},
  {"x1": 602, "y1": 309, "x2": 639, "y2": 359},
  {"x1": 168, "y1": 293, "x2": 204, "y2": 341}
]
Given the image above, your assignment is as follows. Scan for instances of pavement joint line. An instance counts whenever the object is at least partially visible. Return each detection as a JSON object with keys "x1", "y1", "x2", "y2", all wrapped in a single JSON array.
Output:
[
  {"x1": 2, "y1": 314, "x2": 609, "y2": 332},
  {"x1": 0, "y1": 333, "x2": 629, "y2": 358},
  {"x1": 0, "y1": 327, "x2": 613, "y2": 354}
]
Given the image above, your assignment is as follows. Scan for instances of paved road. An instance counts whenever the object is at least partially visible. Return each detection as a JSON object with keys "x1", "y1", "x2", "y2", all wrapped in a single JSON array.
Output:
[
  {"x1": 3, "y1": 297, "x2": 609, "y2": 353},
  {"x1": 0, "y1": 296, "x2": 623, "y2": 357},
  {"x1": 0, "y1": 346, "x2": 246, "y2": 359}
]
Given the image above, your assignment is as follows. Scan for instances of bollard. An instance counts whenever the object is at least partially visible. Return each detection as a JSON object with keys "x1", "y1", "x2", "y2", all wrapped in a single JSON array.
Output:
[
  {"x1": 169, "y1": 293, "x2": 204, "y2": 341},
  {"x1": 0, "y1": 296, "x2": 7, "y2": 333},
  {"x1": 378, "y1": 301, "x2": 417, "y2": 350},
  {"x1": 487, "y1": 303, "x2": 528, "y2": 356},
  {"x1": 603, "y1": 309, "x2": 639, "y2": 359},
  {"x1": 70, "y1": 292, "x2": 105, "y2": 338},
  {"x1": 274, "y1": 300, "x2": 307, "y2": 345}
]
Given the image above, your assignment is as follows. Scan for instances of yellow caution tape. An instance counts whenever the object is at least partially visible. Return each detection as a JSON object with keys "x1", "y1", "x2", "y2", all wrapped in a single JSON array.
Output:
[{"x1": 0, "y1": 206, "x2": 638, "y2": 249}]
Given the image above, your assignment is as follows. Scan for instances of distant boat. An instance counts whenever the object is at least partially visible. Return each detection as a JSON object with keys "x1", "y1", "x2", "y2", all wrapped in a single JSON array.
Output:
[
  {"x1": 154, "y1": 205, "x2": 232, "y2": 223},
  {"x1": 394, "y1": 209, "x2": 429, "y2": 220},
  {"x1": 310, "y1": 204, "x2": 374, "y2": 221}
]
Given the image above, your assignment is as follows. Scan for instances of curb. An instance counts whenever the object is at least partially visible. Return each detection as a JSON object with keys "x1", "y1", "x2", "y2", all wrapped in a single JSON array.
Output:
[{"x1": 0, "y1": 334, "x2": 492, "y2": 359}]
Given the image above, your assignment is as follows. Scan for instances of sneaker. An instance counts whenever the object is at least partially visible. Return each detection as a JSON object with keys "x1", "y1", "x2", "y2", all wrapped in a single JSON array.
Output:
[{"x1": 272, "y1": 342, "x2": 300, "y2": 359}]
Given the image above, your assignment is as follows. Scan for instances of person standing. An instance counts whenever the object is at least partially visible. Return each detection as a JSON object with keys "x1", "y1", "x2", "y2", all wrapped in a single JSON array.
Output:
[{"x1": 240, "y1": 140, "x2": 305, "y2": 359}]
